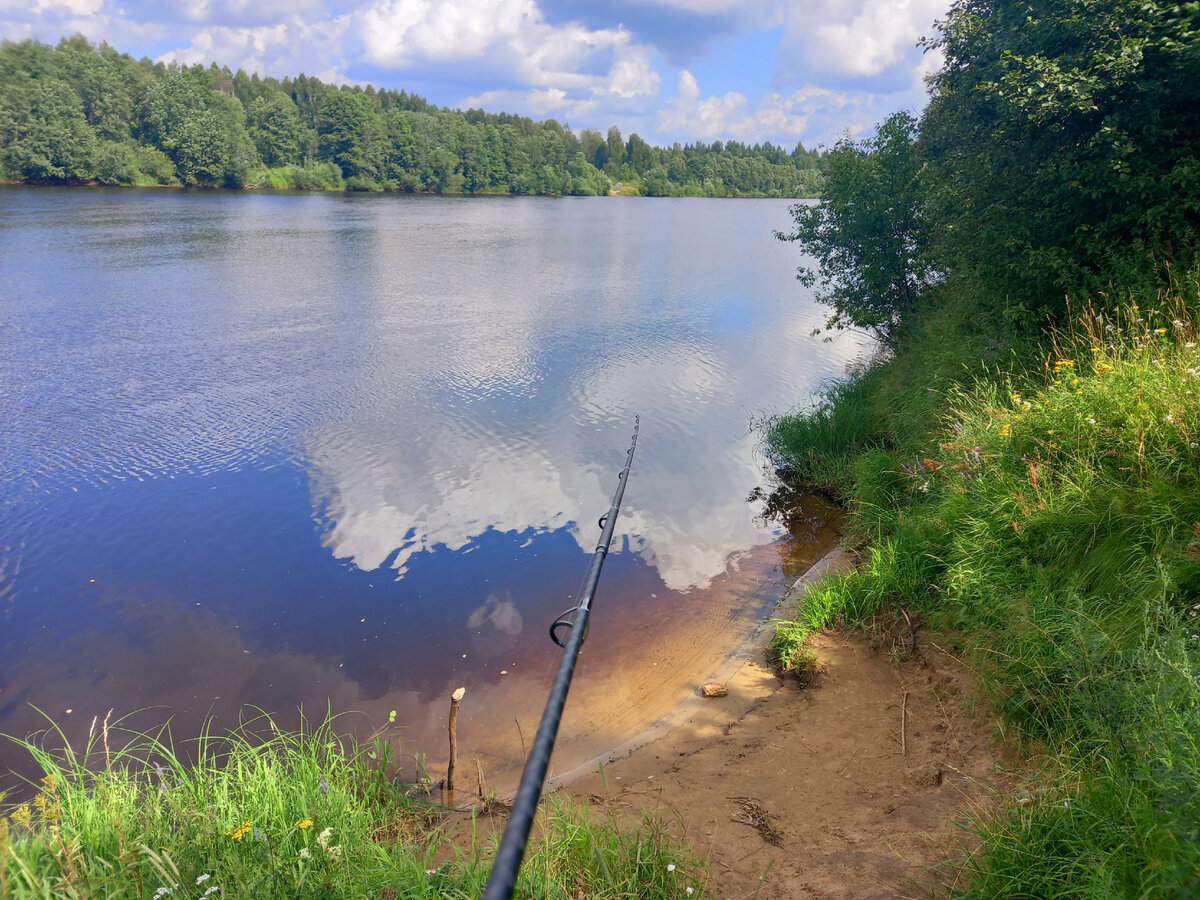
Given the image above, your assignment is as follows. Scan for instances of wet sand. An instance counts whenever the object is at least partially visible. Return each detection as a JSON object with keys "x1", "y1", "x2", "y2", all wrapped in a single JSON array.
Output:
[
  {"x1": 455, "y1": 546, "x2": 1007, "y2": 899},
  {"x1": 435, "y1": 502, "x2": 842, "y2": 799}
]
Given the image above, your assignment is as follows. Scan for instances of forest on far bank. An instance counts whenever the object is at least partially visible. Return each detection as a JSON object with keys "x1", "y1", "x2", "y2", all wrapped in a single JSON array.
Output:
[{"x1": 0, "y1": 36, "x2": 826, "y2": 198}]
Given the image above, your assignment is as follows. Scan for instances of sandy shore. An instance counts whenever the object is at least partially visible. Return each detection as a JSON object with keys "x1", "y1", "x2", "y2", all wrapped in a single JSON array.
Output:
[
  {"x1": 449, "y1": 547, "x2": 1006, "y2": 898},
  {"x1": 556, "y1": 548, "x2": 1007, "y2": 899}
]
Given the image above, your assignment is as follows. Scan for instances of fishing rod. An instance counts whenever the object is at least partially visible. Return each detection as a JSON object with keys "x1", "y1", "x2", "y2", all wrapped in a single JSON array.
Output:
[{"x1": 480, "y1": 415, "x2": 640, "y2": 900}]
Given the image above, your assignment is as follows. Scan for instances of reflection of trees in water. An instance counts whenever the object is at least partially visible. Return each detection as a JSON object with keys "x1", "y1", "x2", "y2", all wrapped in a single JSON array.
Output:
[{"x1": 750, "y1": 484, "x2": 842, "y2": 583}]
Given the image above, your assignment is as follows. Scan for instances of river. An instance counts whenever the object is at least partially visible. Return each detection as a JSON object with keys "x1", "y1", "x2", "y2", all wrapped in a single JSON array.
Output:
[{"x1": 0, "y1": 187, "x2": 871, "y2": 793}]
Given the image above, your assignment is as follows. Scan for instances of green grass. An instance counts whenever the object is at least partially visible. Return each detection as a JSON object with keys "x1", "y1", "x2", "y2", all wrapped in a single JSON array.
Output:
[
  {"x1": 763, "y1": 273, "x2": 1200, "y2": 897},
  {"x1": 0, "y1": 711, "x2": 707, "y2": 898}
]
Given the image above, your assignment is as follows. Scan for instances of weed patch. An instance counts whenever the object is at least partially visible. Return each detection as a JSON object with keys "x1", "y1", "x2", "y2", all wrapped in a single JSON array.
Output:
[{"x1": 0, "y1": 711, "x2": 707, "y2": 898}]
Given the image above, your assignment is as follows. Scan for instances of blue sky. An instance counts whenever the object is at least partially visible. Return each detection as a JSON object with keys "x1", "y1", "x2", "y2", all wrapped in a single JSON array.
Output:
[{"x1": 0, "y1": 0, "x2": 949, "y2": 149}]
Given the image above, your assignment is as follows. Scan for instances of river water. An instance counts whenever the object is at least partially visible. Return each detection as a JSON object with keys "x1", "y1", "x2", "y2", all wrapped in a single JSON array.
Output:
[{"x1": 0, "y1": 187, "x2": 870, "y2": 792}]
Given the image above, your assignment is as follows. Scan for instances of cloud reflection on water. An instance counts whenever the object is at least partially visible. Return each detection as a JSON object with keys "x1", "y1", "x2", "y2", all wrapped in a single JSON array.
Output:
[{"x1": 300, "y1": 198, "x2": 871, "y2": 592}]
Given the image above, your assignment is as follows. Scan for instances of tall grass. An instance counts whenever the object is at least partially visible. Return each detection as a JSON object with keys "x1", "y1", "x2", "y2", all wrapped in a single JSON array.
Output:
[
  {"x1": 763, "y1": 274, "x2": 1200, "y2": 896},
  {"x1": 0, "y1": 710, "x2": 706, "y2": 898}
]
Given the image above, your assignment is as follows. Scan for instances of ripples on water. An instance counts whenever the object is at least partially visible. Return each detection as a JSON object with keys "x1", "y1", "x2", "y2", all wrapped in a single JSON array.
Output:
[{"x1": 0, "y1": 187, "x2": 870, "y2": 790}]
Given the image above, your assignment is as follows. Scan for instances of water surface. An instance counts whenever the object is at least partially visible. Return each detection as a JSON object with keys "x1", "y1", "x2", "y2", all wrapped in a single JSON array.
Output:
[{"x1": 0, "y1": 188, "x2": 870, "y2": 790}]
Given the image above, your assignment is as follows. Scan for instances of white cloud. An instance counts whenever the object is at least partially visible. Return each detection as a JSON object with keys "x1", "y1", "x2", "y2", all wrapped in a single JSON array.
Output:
[
  {"x1": 353, "y1": 0, "x2": 661, "y2": 113},
  {"x1": 639, "y1": 0, "x2": 781, "y2": 16},
  {"x1": 463, "y1": 86, "x2": 598, "y2": 119},
  {"x1": 660, "y1": 70, "x2": 747, "y2": 139},
  {"x1": 780, "y1": 0, "x2": 948, "y2": 80},
  {"x1": 659, "y1": 71, "x2": 879, "y2": 145},
  {"x1": 30, "y1": 0, "x2": 105, "y2": 14},
  {"x1": 156, "y1": 18, "x2": 353, "y2": 84},
  {"x1": 357, "y1": 0, "x2": 540, "y2": 64},
  {"x1": 606, "y1": 45, "x2": 660, "y2": 98}
]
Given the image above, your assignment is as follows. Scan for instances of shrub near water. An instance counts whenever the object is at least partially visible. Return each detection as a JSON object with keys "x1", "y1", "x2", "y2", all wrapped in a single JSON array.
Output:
[
  {"x1": 0, "y1": 712, "x2": 706, "y2": 899},
  {"x1": 764, "y1": 285, "x2": 1200, "y2": 897}
]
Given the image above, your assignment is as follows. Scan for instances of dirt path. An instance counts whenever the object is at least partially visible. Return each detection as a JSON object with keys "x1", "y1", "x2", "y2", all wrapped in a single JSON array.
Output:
[{"x1": 558, "y1": 553, "x2": 1007, "y2": 899}]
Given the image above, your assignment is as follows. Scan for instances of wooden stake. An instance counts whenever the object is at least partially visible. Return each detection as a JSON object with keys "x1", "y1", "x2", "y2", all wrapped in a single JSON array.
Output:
[{"x1": 446, "y1": 687, "x2": 466, "y2": 797}]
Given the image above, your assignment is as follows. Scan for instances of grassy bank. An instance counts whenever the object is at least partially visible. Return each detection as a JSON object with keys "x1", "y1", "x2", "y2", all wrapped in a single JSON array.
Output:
[
  {"x1": 763, "y1": 275, "x2": 1200, "y2": 896},
  {"x1": 0, "y1": 711, "x2": 705, "y2": 898}
]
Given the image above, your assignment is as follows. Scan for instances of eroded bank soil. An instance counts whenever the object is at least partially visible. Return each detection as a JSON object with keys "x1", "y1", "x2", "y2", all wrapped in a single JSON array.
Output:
[{"x1": 564, "y1": 628, "x2": 1006, "y2": 899}]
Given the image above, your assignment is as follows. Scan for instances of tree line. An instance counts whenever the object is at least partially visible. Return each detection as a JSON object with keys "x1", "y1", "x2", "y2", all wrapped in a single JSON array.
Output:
[
  {"x1": 0, "y1": 36, "x2": 825, "y2": 198},
  {"x1": 780, "y1": 0, "x2": 1200, "y2": 342}
]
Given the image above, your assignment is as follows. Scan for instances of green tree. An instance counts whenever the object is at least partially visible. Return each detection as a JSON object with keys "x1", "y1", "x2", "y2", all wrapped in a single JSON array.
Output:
[
  {"x1": 625, "y1": 132, "x2": 654, "y2": 172},
  {"x1": 920, "y1": 0, "x2": 1200, "y2": 320},
  {"x1": 141, "y1": 67, "x2": 256, "y2": 186},
  {"x1": 1, "y1": 77, "x2": 97, "y2": 181},
  {"x1": 604, "y1": 125, "x2": 625, "y2": 176},
  {"x1": 777, "y1": 112, "x2": 931, "y2": 349},
  {"x1": 316, "y1": 89, "x2": 386, "y2": 183},
  {"x1": 246, "y1": 92, "x2": 308, "y2": 168},
  {"x1": 0, "y1": 37, "x2": 829, "y2": 198}
]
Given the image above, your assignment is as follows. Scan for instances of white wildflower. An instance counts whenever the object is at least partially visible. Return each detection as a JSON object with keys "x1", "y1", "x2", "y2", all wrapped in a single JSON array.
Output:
[
  {"x1": 153, "y1": 888, "x2": 171, "y2": 900},
  {"x1": 326, "y1": 845, "x2": 343, "y2": 860},
  {"x1": 195, "y1": 874, "x2": 211, "y2": 885},
  {"x1": 299, "y1": 848, "x2": 311, "y2": 860},
  {"x1": 687, "y1": 888, "x2": 695, "y2": 895},
  {"x1": 667, "y1": 863, "x2": 676, "y2": 872},
  {"x1": 317, "y1": 827, "x2": 333, "y2": 850},
  {"x1": 203, "y1": 887, "x2": 219, "y2": 898}
]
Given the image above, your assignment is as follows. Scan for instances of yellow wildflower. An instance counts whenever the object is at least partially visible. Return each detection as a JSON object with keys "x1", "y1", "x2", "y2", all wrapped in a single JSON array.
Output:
[
  {"x1": 999, "y1": 424, "x2": 1011, "y2": 437},
  {"x1": 227, "y1": 821, "x2": 253, "y2": 841},
  {"x1": 295, "y1": 818, "x2": 314, "y2": 829},
  {"x1": 1156, "y1": 327, "x2": 1167, "y2": 334}
]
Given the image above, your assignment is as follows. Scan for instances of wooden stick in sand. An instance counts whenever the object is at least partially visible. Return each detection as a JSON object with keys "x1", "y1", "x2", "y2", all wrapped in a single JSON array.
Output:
[{"x1": 446, "y1": 687, "x2": 466, "y2": 796}]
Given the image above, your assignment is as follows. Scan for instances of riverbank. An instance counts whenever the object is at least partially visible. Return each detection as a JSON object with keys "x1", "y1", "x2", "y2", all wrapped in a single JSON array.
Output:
[{"x1": 757, "y1": 278, "x2": 1200, "y2": 897}]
